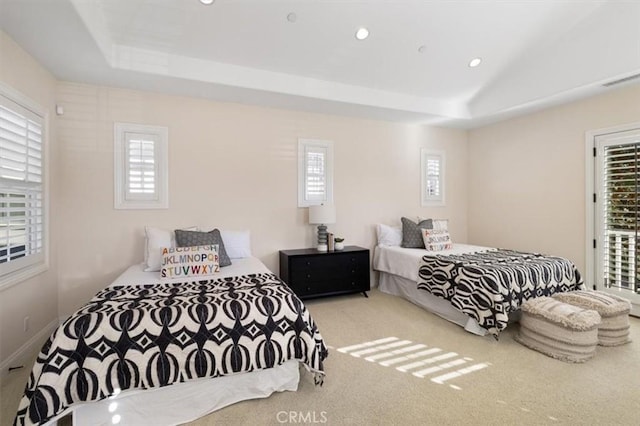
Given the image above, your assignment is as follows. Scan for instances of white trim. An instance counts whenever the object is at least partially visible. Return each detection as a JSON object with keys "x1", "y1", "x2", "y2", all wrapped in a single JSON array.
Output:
[
  {"x1": 0, "y1": 318, "x2": 59, "y2": 382},
  {"x1": 421, "y1": 149, "x2": 445, "y2": 206},
  {"x1": 297, "y1": 138, "x2": 334, "y2": 207},
  {"x1": 585, "y1": 121, "x2": 640, "y2": 314},
  {"x1": 114, "y1": 122, "x2": 169, "y2": 210},
  {"x1": 0, "y1": 83, "x2": 50, "y2": 291}
]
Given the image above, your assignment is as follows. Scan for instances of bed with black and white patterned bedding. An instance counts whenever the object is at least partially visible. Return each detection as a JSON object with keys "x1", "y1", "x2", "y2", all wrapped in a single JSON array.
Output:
[
  {"x1": 418, "y1": 249, "x2": 584, "y2": 337},
  {"x1": 15, "y1": 271, "x2": 328, "y2": 426}
]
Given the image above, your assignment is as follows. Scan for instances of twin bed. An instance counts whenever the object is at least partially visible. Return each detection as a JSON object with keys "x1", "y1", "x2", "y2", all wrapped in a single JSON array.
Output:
[
  {"x1": 374, "y1": 222, "x2": 584, "y2": 337},
  {"x1": 15, "y1": 248, "x2": 327, "y2": 426}
]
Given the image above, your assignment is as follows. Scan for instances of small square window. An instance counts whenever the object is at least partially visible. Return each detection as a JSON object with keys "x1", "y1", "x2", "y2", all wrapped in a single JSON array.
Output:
[
  {"x1": 421, "y1": 149, "x2": 445, "y2": 206},
  {"x1": 298, "y1": 139, "x2": 334, "y2": 207},
  {"x1": 114, "y1": 123, "x2": 168, "y2": 209}
]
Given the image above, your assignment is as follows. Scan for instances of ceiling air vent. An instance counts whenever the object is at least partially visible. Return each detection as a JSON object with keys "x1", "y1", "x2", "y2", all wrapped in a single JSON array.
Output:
[{"x1": 602, "y1": 73, "x2": 640, "y2": 87}]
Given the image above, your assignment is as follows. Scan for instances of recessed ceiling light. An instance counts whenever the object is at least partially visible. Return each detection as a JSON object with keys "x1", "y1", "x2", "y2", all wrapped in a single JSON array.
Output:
[
  {"x1": 355, "y1": 27, "x2": 369, "y2": 41},
  {"x1": 469, "y1": 57, "x2": 482, "y2": 68},
  {"x1": 287, "y1": 12, "x2": 297, "y2": 23},
  {"x1": 199, "y1": 0, "x2": 215, "y2": 5},
  {"x1": 418, "y1": 45, "x2": 427, "y2": 54}
]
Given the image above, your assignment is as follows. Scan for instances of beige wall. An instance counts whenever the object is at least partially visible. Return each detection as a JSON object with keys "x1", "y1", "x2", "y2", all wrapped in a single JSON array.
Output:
[
  {"x1": 0, "y1": 31, "x2": 58, "y2": 362},
  {"x1": 468, "y1": 84, "x2": 640, "y2": 276},
  {"x1": 55, "y1": 82, "x2": 469, "y2": 316}
]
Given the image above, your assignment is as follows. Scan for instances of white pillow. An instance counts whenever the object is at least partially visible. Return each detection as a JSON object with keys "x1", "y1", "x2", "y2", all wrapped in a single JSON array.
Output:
[
  {"x1": 376, "y1": 224, "x2": 402, "y2": 246},
  {"x1": 143, "y1": 226, "x2": 198, "y2": 272},
  {"x1": 220, "y1": 230, "x2": 252, "y2": 259},
  {"x1": 432, "y1": 219, "x2": 449, "y2": 231},
  {"x1": 160, "y1": 245, "x2": 220, "y2": 279}
]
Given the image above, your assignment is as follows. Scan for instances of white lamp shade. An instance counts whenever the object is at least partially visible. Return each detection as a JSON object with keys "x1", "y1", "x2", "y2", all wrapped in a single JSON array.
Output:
[{"x1": 309, "y1": 204, "x2": 336, "y2": 224}]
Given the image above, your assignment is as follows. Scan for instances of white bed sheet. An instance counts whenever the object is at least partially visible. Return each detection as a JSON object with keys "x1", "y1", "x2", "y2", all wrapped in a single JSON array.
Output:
[
  {"x1": 48, "y1": 257, "x2": 300, "y2": 426},
  {"x1": 373, "y1": 244, "x2": 492, "y2": 336},
  {"x1": 109, "y1": 256, "x2": 271, "y2": 287},
  {"x1": 373, "y1": 244, "x2": 491, "y2": 282}
]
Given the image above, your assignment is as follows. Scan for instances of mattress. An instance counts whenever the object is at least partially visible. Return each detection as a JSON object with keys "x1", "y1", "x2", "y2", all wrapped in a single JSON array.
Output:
[
  {"x1": 374, "y1": 244, "x2": 491, "y2": 336},
  {"x1": 27, "y1": 257, "x2": 315, "y2": 426},
  {"x1": 374, "y1": 244, "x2": 491, "y2": 282},
  {"x1": 109, "y1": 256, "x2": 271, "y2": 287}
]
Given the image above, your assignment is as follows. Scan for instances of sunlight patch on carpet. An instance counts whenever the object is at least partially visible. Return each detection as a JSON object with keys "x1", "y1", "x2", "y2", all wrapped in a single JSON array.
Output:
[{"x1": 337, "y1": 337, "x2": 490, "y2": 390}]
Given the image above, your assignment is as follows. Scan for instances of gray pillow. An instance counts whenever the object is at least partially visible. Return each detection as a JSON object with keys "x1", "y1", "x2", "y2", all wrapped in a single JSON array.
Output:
[
  {"x1": 401, "y1": 217, "x2": 433, "y2": 248},
  {"x1": 174, "y1": 228, "x2": 232, "y2": 267}
]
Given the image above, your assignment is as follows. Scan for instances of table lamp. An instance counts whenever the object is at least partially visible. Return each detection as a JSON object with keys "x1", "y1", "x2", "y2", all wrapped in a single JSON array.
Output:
[{"x1": 308, "y1": 204, "x2": 336, "y2": 252}]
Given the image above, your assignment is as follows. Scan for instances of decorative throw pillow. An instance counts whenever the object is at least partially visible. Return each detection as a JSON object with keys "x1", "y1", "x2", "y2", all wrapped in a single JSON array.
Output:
[
  {"x1": 143, "y1": 226, "x2": 198, "y2": 272},
  {"x1": 174, "y1": 228, "x2": 232, "y2": 267},
  {"x1": 219, "y1": 229, "x2": 252, "y2": 259},
  {"x1": 421, "y1": 228, "x2": 453, "y2": 251},
  {"x1": 432, "y1": 219, "x2": 449, "y2": 231},
  {"x1": 160, "y1": 245, "x2": 220, "y2": 279},
  {"x1": 401, "y1": 217, "x2": 433, "y2": 248},
  {"x1": 376, "y1": 224, "x2": 402, "y2": 246}
]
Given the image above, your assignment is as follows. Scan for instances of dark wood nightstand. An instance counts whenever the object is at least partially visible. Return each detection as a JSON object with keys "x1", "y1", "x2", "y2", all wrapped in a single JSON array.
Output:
[{"x1": 279, "y1": 246, "x2": 370, "y2": 300}]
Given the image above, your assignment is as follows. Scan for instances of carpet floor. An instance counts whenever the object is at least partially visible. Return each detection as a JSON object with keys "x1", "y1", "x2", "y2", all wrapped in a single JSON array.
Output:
[{"x1": 2, "y1": 289, "x2": 639, "y2": 425}]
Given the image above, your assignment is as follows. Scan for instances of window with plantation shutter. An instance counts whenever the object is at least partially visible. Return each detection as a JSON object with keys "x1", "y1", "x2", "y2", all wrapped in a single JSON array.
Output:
[
  {"x1": 595, "y1": 129, "x2": 640, "y2": 305},
  {"x1": 298, "y1": 139, "x2": 333, "y2": 207},
  {"x1": 421, "y1": 149, "x2": 445, "y2": 206},
  {"x1": 114, "y1": 123, "x2": 168, "y2": 209},
  {"x1": 0, "y1": 88, "x2": 46, "y2": 286}
]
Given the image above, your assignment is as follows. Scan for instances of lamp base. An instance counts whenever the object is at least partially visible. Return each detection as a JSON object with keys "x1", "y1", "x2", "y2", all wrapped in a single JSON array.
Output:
[{"x1": 316, "y1": 243, "x2": 328, "y2": 252}]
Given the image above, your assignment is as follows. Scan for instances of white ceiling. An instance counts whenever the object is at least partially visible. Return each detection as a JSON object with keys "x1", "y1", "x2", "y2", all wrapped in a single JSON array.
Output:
[{"x1": 1, "y1": 0, "x2": 639, "y2": 128}]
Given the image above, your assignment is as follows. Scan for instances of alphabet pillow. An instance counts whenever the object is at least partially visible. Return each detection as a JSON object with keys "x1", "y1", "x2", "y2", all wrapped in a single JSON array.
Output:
[
  {"x1": 421, "y1": 228, "x2": 453, "y2": 251},
  {"x1": 160, "y1": 245, "x2": 220, "y2": 279}
]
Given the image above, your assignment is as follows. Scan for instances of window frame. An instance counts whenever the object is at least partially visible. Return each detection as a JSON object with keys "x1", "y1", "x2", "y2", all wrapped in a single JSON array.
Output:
[
  {"x1": 0, "y1": 82, "x2": 49, "y2": 291},
  {"x1": 298, "y1": 138, "x2": 334, "y2": 207},
  {"x1": 114, "y1": 122, "x2": 169, "y2": 210},
  {"x1": 421, "y1": 148, "x2": 445, "y2": 207},
  {"x1": 586, "y1": 122, "x2": 640, "y2": 314}
]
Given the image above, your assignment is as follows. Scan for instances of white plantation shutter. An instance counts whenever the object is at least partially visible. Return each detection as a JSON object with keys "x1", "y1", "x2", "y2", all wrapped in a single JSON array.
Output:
[
  {"x1": 0, "y1": 91, "x2": 45, "y2": 280},
  {"x1": 298, "y1": 139, "x2": 333, "y2": 207},
  {"x1": 595, "y1": 130, "x2": 640, "y2": 302},
  {"x1": 421, "y1": 149, "x2": 445, "y2": 206},
  {"x1": 114, "y1": 123, "x2": 168, "y2": 209},
  {"x1": 125, "y1": 133, "x2": 158, "y2": 199}
]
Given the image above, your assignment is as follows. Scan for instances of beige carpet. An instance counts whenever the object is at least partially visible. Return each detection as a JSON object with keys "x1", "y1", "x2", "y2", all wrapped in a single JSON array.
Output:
[{"x1": 2, "y1": 289, "x2": 639, "y2": 425}]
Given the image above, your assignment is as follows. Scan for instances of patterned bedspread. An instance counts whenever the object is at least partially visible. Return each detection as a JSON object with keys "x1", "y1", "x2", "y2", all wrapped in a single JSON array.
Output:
[
  {"x1": 15, "y1": 273, "x2": 328, "y2": 426},
  {"x1": 417, "y1": 249, "x2": 584, "y2": 336}
]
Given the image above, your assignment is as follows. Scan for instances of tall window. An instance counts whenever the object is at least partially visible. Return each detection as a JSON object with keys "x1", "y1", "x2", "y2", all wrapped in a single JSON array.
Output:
[
  {"x1": 421, "y1": 149, "x2": 445, "y2": 206},
  {"x1": 114, "y1": 123, "x2": 168, "y2": 209},
  {"x1": 298, "y1": 139, "x2": 333, "y2": 207},
  {"x1": 0, "y1": 88, "x2": 46, "y2": 286},
  {"x1": 594, "y1": 128, "x2": 640, "y2": 305}
]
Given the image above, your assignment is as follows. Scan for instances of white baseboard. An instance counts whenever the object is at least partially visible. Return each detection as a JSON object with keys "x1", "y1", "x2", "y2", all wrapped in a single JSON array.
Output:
[{"x1": 1, "y1": 318, "x2": 59, "y2": 382}]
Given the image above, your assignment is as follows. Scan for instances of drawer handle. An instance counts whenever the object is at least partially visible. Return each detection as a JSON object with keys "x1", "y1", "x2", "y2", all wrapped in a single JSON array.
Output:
[
  {"x1": 306, "y1": 261, "x2": 311, "y2": 266},
  {"x1": 307, "y1": 286, "x2": 312, "y2": 291},
  {"x1": 307, "y1": 274, "x2": 311, "y2": 278},
  {"x1": 351, "y1": 269, "x2": 355, "y2": 273}
]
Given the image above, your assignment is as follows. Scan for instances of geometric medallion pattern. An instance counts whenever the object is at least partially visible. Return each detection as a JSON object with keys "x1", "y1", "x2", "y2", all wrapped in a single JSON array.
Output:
[
  {"x1": 15, "y1": 273, "x2": 328, "y2": 425},
  {"x1": 418, "y1": 250, "x2": 584, "y2": 337}
]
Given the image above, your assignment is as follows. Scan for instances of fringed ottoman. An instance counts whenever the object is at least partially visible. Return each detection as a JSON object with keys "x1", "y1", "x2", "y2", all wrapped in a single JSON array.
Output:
[
  {"x1": 553, "y1": 290, "x2": 632, "y2": 346},
  {"x1": 515, "y1": 297, "x2": 601, "y2": 363}
]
